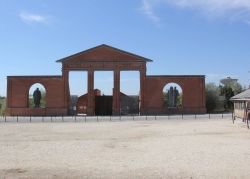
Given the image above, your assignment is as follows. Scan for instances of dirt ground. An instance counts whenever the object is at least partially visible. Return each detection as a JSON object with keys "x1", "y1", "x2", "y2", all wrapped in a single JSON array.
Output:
[{"x1": 0, "y1": 117, "x2": 250, "y2": 179}]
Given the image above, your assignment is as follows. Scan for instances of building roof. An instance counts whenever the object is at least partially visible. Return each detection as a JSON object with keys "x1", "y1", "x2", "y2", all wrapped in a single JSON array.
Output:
[
  {"x1": 7, "y1": 75, "x2": 62, "y2": 79},
  {"x1": 56, "y1": 44, "x2": 153, "y2": 63},
  {"x1": 147, "y1": 75, "x2": 205, "y2": 78},
  {"x1": 230, "y1": 89, "x2": 250, "y2": 101}
]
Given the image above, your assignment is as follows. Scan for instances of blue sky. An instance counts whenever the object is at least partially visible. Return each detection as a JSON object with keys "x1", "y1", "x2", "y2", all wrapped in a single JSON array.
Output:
[{"x1": 0, "y1": 0, "x2": 250, "y2": 96}]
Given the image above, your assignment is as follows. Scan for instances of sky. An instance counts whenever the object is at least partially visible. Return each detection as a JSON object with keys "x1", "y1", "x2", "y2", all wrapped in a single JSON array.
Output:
[{"x1": 0, "y1": 0, "x2": 250, "y2": 96}]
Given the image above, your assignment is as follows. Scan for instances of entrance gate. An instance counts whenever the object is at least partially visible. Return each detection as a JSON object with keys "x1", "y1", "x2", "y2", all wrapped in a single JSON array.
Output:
[
  {"x1": 95, "y1": 96, "x2": 113, "y2": 115},
  {"x1": 6, "y1": 44, "x2": 206, "y2": 116},
  {"x1": 56, "y1": 44, "x2": 149, "y2": 115}
]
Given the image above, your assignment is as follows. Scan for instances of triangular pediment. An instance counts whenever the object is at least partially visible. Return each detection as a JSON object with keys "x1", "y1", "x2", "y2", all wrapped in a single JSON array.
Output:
[{"x1": 56, "y1": 44, "x2": 152, "y2": 64}]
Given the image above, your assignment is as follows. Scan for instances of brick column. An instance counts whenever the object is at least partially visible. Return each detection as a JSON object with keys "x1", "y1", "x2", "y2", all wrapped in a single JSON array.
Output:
[
  {"x1": 63, "y1": 69, "x2": 70, "y2": 113},
  {"x1": 6, "y1": 78, "x2": 12, "y2": 108},
  {"x1": 87, "y1": 69, "x2": 94, "y2": 115},
  {"x1": 202, "y1": 77, "x2": 206, "y2": 108},
  {"x1": 113, "y1": 69, "x2": 120, "y2": 115},
  {"x1": 140, "y1": 65, "x2": 146, "y2": 114}
]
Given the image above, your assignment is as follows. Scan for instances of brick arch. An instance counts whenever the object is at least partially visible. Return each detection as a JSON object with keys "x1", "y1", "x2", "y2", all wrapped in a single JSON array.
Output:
[
  {"x1": 160, "y1": 80, "x2": 184, "y2": 89},
  {"x1": 162, "y1": 82, "x2": 183, "y2": 108},
  {"x1": 27, "y1": 82, "x2": 47, "y2": 108},
  {"x1": 6, "y1": 76, "x2": 67, "y2": 116},
  {"x1": 162, "y1": 81, "x2": 183, "y2": 91},
  {"x1": 24, "y1": 81, "x2": 49, "y2": 108},
  {"x1": 28, "y1": 82, "x2": 48, "y2": 93},
  {"x1": 143, "y1": 75, "x2": 206, "y2": 114},
  {"x1": 146, "y1": 79, "x2": 186, "y2": 107},
  {"x1": 160, "y1": 80, "x2": 189, "y2": 108},
  {"x1": 161, "y1": 81, "x2": 184, "y2": 97}
]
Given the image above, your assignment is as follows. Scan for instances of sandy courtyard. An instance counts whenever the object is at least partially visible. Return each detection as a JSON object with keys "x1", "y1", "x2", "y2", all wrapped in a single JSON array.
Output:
[{"x1": 0, "y1": 117, "x2": 250, "y2": 178}]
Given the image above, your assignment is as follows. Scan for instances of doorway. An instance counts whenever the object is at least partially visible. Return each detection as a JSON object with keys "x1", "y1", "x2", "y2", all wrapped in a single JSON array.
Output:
[{"x1": 95, "y1": 96, "x2": 113, "y2": 115}]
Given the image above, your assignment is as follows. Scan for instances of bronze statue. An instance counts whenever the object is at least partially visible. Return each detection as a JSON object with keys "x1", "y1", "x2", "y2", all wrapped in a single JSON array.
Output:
[
  {"x1": 33, "y1": 88, "x2": 41, "y2": 108},
  {"x1": 168, "y1": 86, "x2": 174, "y2": 107},
  {"x1": 167, "y1": 86, "x2": 179, "y2": 107},
  {"x1": 173, "y1": 87, "x2": 179, "y2": 107}
]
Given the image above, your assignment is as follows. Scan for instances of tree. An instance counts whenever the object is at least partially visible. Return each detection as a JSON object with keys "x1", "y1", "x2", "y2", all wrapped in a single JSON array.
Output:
[
  {"x1": 231, "y1": 82, "x2": 242, "y2": 95},
  {"x1": 221, "y1": 86, "x2": 234, "y2": 111},
  {"x1": 220, "y1": 80, "x2": 242, "y2": 111},
  {"x1": 206, "y1": 83, "x2": 222, "y2": 112}
]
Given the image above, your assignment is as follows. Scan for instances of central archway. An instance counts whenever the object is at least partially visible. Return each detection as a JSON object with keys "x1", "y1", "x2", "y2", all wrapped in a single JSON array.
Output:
[{"x1": 94, "y1": 71, "x2": 114, "y2": 115}]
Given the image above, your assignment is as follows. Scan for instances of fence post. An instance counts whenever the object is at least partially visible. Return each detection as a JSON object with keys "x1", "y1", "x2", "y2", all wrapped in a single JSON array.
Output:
[
  {"x1": 120, "y1": 115, "x2": 121, "y2": 121},
  {"x1": 85, "y1": 115, "x2": 86, "y2": 123},
  {"x1": 51, "y1": 116, "x2": 52, "y2": 122},
  {"x1": 74, "y1": 115, "x2": 76, "y2": 122},
  {"x1": 222, "y1": 113, "x2": 224, "y2": 119},
  {"x1": 17, "y1": 115, "x2": 18, "y2": 122},
  {"x1": 209, "y1": 113, "x2": 210, "y2": 119},
  {"x1": 133, "y1": 115, "x2": 134, "y2": 121},
  {"x1": 155, "y1": 115, "x2": 156, "y2": 120},
  {"x1": 195, "y1": 114, "x2": 197, "y2": 119},
  {"x1": 30, "y1": 116, "x2": 31, "y2": 123},
  {"x1": 4, "y1": 115, "x2": 6, "y2": 122},
  {"x1": 110, "y1": 115, "x2": 111, "y2": 121},
  {"x1": 182, "y1": 114, "x2": 183, "y2": 119},
  {"x1": 146, "y1": 115, "x2": 147, "y2": 120},
  {"x1": 232, "y1": 112, "x2": 235, "y2": 124}
]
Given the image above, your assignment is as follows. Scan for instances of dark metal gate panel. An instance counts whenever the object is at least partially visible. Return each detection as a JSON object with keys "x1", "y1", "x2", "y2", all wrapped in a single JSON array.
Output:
[{"x1": 95, "y1": 96, "x2": 113, "y2": 115}]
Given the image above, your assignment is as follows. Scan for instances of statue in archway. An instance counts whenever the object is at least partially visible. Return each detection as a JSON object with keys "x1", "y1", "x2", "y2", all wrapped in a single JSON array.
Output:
[
  {"x1": 167, "y1": 86, "x2": 179, "y2": 107},
  {"x1": 33, "y1": 88, "x2": 41, "y2": 108},
  {"x1": 173, "y1": 87, "x2": 179, "y2": 107},
  {"x1": 168, "y1": 86, "x2": 174, "y2": 107}
]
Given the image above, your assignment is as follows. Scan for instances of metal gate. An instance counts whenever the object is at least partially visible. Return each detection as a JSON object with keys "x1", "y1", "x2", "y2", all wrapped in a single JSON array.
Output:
[{"x1": 95, "y1": 96, "x2": 113, "y2": 115}]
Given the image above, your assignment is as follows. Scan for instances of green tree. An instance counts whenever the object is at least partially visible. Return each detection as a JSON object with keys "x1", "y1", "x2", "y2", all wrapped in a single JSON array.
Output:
[
  {"x1": 220, "y1": 86, "x2": 234, "y2": 111},
  {"x1": 206, "y1": 83, "x2": 222, "y2": 112},
  {"x1": 220, "y1": 81, "x2": 242, "y2": 111},
  {"x1": 231, "y1": 82, "x2": 242, "y2": 95}
]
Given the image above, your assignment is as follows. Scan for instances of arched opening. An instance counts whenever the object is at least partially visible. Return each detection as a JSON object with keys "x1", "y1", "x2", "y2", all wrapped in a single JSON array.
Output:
[
  {"x1": 162, "y1": 83, "x2": 183, "y2": 108},
  {"x1": 28, "y1": 83, "x2": 46, "y2": 108}
]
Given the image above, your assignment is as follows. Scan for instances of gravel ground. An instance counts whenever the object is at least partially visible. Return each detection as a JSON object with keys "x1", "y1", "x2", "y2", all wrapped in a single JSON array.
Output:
[{"x1": 0, "y1": 117, "x2": 249, "y2": 179}]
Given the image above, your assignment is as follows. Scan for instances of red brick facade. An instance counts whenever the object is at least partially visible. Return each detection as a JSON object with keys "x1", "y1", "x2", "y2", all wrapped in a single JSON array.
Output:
[
  {"x1": 77, "y1": 89, "x2": 101, "y2": 114},
  {"x1": 6, "y1": 44, "x2": 206, "y2": 116},
  {"x1": 6, "y1": 76, "x2": 67, "y2": 116},
  {"x1": 143, "y1": 75, "x2": 206, "y2": 114}
]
